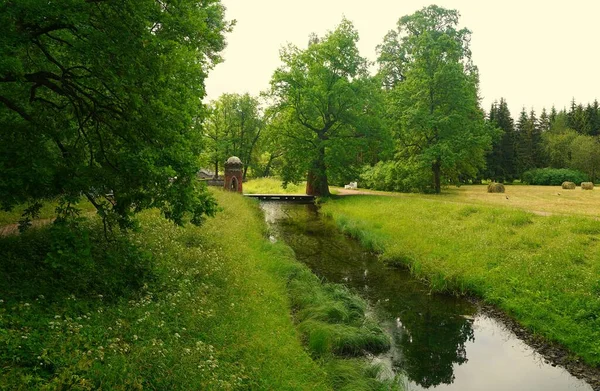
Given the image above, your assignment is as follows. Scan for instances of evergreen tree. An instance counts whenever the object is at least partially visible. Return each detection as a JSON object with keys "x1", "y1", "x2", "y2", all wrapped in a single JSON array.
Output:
[
  {"x1": 485, "y1": 98, "x2": 516, "y2": 182},
  {"x1": 585, "y1": 102, "x2": 599, "y2": 136},
  {"x1": 549, "y1": 106, "x2": 558, "y2": 126},
  {"x1": 539, "y1": 108, "x2": 550, "y2": 133},
  {"x1": 515, "y1": 108, "x2": 543, "y2": 176},
  {"x1": 529, "y1": 109, "x2": 545, "y2": 167}
]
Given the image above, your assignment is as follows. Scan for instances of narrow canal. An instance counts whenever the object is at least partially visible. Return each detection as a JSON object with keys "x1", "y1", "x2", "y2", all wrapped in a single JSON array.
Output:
[{"x1": 260, "y1": 201, "x2": 593, "y2": 391}]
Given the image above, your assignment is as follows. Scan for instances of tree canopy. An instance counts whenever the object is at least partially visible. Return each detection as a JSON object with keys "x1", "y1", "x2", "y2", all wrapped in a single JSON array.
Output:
[
  {"x1": 379, "y1": 5, "x2": 491, "y2": 193},
  {"x1": 269, "y1": 19, "x2": 385, "y2": 196},
  {"x1": 202, "y1": 93, "x2": 264, "y2": 180},
  {"x1": 0, "y1": 0, "x2": 232, "y2": 227}
]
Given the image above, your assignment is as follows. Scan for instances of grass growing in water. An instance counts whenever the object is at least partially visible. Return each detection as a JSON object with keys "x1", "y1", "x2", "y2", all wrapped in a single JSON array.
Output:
[
  {"x1": 0, "y1": 190, "x2": 397, "y2": 390},
  {"x1": 321, "y1": 194, "x2": 600, "y2": 367}
]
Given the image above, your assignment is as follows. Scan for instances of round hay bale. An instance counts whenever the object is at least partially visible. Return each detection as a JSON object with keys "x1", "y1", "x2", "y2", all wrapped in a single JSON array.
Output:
[
  {"x1": 487, "y1": 183, "x2": 505, "y2": 193},
  {"x1": 581, "y1": 182, "x2": 594, "y2": 190},
  {"x1": 561, "y1": 181, "x2": 576, "y2": 190}
]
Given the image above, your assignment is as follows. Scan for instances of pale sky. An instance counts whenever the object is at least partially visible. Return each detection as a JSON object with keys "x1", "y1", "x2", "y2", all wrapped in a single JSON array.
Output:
[{"x1": 205, "y1": 0, "x2": 600, "y2": 116}]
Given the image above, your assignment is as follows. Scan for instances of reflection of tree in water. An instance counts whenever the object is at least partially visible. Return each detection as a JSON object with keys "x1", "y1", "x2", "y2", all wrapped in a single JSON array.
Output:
[
  {"x1": 265, "y1": 203, "x2": 476, "y2": 388},
  {"x1": 393, "y1": 311, "x2": 474, "y2": 388}
]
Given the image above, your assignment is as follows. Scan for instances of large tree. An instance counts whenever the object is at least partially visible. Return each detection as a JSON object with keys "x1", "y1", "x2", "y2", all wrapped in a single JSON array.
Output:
[
  {"x1": 380, "y1": 6, "x2": 491, "y2": 193},
  {"x1": 0, "y1": 0, "x2": 231, "y2": 227},
  {"x1": 269, "y1": 19, "x2": 384, "y2": 196}
]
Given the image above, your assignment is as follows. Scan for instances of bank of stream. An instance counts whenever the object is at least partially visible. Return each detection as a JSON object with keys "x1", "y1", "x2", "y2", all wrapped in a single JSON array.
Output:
[{"x1": 260, "y1": 201, "x2": 594, "y2": 391}]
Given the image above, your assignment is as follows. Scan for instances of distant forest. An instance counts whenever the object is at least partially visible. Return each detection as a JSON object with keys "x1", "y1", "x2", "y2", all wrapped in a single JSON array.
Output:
[{"x1": 485, "y1": 98, "x2": 600, "y2": 183}]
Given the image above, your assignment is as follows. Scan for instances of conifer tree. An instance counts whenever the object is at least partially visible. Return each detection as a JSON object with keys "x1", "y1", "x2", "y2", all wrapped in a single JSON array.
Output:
[{"x1": 485, "y1": 98, "x2": 516, "y2": 182}]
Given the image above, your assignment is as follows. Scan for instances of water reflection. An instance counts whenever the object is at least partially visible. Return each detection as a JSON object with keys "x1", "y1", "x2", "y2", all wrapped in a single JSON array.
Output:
[
  {"x1": 261, "y1": 202, "x2": 592, "y2": 391},
  {"x1": 264, "y1": 202, "x2": 474, "y2": 388}
]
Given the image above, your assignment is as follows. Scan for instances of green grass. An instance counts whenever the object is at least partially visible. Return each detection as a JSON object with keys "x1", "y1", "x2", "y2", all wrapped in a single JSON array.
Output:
[
  {"x1": 244, "y1": 177, "x2": 306, "y2": 194},
  {"x1": 321, "y1": 194, "x2": 600, "y2": 367},
  {"x1": 331, "y1": 184, "x2": 600, "y2": 217},
  {"x1": 0, "y1": 199, "x2": 97, "y2": 226},
  {"x1": 0, "y1": 190, "x2": 398, "y2": 390}
]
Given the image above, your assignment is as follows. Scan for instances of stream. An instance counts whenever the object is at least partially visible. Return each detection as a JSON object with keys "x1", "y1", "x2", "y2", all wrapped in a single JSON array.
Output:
[{"x1": 260, "y1": 201, "x2": 593, "y2": 391}]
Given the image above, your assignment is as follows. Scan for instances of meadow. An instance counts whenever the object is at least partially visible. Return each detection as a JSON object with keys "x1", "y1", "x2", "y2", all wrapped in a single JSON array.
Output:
[
  {"x1": 320, "y1": 187, "x2": 600, "y2": 367},
  {"x1": 243, "y1": 177, "x2": 307, "y2": 195},
  {"x1": 0, "y1": 190, "x2": 396, "y2": 390}
]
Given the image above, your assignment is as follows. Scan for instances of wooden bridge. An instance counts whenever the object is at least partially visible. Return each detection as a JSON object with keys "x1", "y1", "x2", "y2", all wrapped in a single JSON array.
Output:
[{"x1": 244, "y1": 194, "x2": 315, "y2": 203}]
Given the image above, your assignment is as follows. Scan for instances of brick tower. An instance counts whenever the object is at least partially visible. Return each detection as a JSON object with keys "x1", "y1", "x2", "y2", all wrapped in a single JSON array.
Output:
[{"x1": 224, "y1": 156, "x2": 243, "y2": 193}]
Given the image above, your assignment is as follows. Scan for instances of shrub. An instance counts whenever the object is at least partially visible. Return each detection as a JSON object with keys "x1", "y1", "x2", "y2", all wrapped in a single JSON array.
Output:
[
  {"x1": 521, "y1": 168, "x2": 588, "y2": 186},
  {"x1": 360, "y1": 161, "x2": 431, "y2": 193}
]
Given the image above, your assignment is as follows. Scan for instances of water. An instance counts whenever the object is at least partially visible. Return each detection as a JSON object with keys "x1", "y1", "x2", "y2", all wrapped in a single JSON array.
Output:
[{"x1": 261, "y1": 202, "x2": 592, "y2": 391}]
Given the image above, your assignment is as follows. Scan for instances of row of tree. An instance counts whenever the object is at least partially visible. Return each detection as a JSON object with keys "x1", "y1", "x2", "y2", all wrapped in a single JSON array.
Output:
[
  {"x1": 204, "y1": 7, "x2": 600, "y2": 194},
  {"x1": 205, "y1": 6, "x2": 490, "y2": 195},
  {"x1": 485, "y1": 99, "x2": 600, "y2": 183}
]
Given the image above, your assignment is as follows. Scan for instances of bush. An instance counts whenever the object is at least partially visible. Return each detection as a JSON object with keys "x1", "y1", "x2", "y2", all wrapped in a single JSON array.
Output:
[
  {"x1": 0, "y1": 220, "x2": 152, "y2": 302},
  {"x1": 360, "y1": 161, "x2": 431, "y2": 193},
  {"x1": 521, "y1": 168, "x2": 588, "y2": 186}
]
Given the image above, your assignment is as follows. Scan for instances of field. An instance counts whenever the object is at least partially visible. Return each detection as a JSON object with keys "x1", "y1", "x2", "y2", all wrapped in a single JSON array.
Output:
[
  {"x1": 320, "y1": 185, "x2": 600, "y2": 367},
  {"x1": 334, "y1": 184, "x2": 600, "y2": 217}
]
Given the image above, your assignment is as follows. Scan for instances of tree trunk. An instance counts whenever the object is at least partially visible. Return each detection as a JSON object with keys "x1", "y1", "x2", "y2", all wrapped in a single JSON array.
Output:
[
  {"x1": 306, "y1": 145, "x2": 330, "y2": 196},
  {"x1": 213, "y1": 159, "x2": 219, "y2": 179},
  {"x1": 262, "y1": 154, "x2": 275, "y2": 177},
  {"x1": 432, "y1": 159, "x2": 441, "y2": 194}
]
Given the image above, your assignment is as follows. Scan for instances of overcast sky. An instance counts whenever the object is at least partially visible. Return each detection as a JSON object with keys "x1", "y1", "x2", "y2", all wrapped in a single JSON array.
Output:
[{"x1": 205, "y1": 0, "x2": 599, "y2": 116}]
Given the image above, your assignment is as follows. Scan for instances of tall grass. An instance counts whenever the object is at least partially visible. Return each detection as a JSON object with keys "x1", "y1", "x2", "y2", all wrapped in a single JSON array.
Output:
[
  {"x1": 0, "y1": 190, "x2": 399, "y2": 390},
  {"x1": 322, "y1": 195, "x2": 600, "y2": 367}
]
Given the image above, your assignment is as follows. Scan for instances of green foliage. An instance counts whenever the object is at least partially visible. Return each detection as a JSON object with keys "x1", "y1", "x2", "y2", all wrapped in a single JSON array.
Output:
[
  {"x1": 322, "y1": 194, "x2": 600, "y2": 366},
  {"x1": 1, "y1": 221, "x2": 152, "y2": 302},
  {"x1": 379, "y1": 6, "x2": 492, "y2": 193},
  {"x1": 485, "y1": 98, "x2": 516, "y2": 182},
  {"x1": 521, "y1": 168, "x2": 588, "y2": 186},
  {"x1": 570, "y1": 134, "x2": 600, "y2": 182},
  {"x1": 0, "y1": 191, "x2": 398, "y2": 390},
  {"x1": 359, "y1": 161, "x2": 431, "y2": 193},
  {"x1": 202, "y1": 93, "x2": 264, "y2": 179},
  {"x1": 543, "y1": 128, "x2": 578, "y2": 168},
  {"x1": 243, "y1": 177, "x2": 305, "y2": 194},
  {"x1": 270, "y1": 19, "x2": 387, "y2": 196},
  {"x1": 0, "y1": 0, "x2": 231, "y2": 227},
  {"x1": 514, "y1": 108, "x2": 545, "y2": 176}
]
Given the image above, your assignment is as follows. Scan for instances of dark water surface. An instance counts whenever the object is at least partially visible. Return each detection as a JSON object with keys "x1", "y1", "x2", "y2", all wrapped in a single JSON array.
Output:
[{"x1": 260, "y1": 202, "x2": 592, "y2": 391}]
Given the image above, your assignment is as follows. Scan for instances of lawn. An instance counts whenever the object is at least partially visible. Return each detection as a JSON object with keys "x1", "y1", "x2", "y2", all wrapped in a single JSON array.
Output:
[
  {"x1": 321, "y1": 190, "x2": 600, "y2": 367},
  {"x1": 243, "y1": 177, "x2": 307, "y2": 194}
]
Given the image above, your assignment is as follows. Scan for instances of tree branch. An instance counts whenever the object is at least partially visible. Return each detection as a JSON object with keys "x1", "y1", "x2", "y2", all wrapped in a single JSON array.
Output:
[{"x1": 0, "y1": 95, "x2": 32, "y2": 121}]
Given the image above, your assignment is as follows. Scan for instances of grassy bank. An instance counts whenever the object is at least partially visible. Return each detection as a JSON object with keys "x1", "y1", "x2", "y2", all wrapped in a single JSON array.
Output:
[
  {"x1": 321, "y1": 194, "x2": 600, "y2": 367},
  {"x1": 1, "y1": 190, "x2": 395, "y2": 390}
]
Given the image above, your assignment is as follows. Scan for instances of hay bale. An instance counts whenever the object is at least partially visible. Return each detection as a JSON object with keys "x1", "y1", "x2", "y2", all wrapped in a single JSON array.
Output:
[
  {"x1": 561, "y1": 181, "x2": 576, "y2": 190},
  {"x1": 487, "y1": 183, "x2": 505, "y2": 193},
  {"x1": 581, "y1": 182, "x2": 594, "y2": 190}
]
